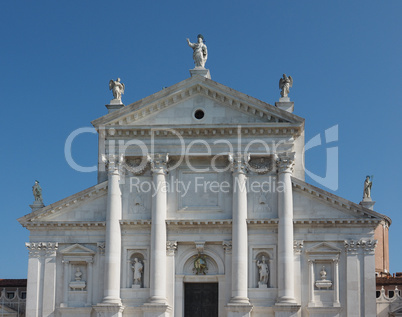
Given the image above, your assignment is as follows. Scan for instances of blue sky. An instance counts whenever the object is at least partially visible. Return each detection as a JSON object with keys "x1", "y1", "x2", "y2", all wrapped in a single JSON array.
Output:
[{"x1": 1, "y1": 1, "x2": 401, "y2": 278}]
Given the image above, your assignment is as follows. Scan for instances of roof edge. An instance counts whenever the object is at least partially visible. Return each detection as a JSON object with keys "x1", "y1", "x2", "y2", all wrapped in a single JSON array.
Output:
[{"x1": 291, "y1": 177, "x2": 392, "y2": 226}]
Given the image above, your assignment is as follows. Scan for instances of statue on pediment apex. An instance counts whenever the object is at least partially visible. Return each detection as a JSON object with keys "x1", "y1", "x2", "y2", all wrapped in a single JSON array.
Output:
[
  {"x1": 32, "y1": 180, "x2": 43, "y2": 203},
  {"x1": 187, "y1": 34, "x2": 208, "y2": 68},
  {"x1": 363, "y1": 175, "x2": 373, "y2": 200},
  {"x1": 279, "y1": 74, "x2": 293, "y2": 98},
  {"x1": 109, "y1": 78, "x2": 125, "y2": 101}
]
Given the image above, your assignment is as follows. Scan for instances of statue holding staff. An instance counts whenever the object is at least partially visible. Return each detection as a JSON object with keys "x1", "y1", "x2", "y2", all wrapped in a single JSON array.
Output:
[{"x1": 187, "y1": 34, "x2": 208, "y2": 68}]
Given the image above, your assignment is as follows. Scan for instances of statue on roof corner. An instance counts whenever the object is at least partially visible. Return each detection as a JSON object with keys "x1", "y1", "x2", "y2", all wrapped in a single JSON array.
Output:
[
  {"x1": 363, "y1": 175, "x2": 373, "y2": 200},
  {"x1": 32, "y1": 180, "x2": 43, "y2": 204},
  {"x1": 279, "y1": 74, "x2": 293, "y2": 98},
  {"x1": 187, "y1": 34, "x2": 208, "y2": 68},
  {"x1": 109, "y1": 78, "x2": 125, "y2": 101}
]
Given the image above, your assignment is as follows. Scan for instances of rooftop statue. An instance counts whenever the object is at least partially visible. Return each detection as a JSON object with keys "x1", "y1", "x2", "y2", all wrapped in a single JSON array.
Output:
[
  {"x1": 187, "y1": 34, "x2": 208, "y2": 68},
  {"x1": 32, "y1": 180, "x2": 43, "y2": 203},
  {"x1": 109, "y1": 78, "x2": 125, "y2": 101},
  {"x1": 363, "y1": 175, "x2": 373, "y2": 200},
  {"x1": 279, "y1": 74, "x2": 293, "y2": 98}
]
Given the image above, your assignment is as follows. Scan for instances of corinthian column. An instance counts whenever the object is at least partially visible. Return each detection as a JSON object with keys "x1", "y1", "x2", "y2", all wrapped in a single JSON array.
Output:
[
  {"x1": 101, "y1": 154, "x2": 123, "y2": 305},
  {"x1": 227, "y1": 152, "x2": 252, "y2": 313},
  {"x1": 149, "y1": 153, "x2": 169, "y2": 304},
  {"x1": 276, "y1": 153, "x2": 296, "y2": 305}
]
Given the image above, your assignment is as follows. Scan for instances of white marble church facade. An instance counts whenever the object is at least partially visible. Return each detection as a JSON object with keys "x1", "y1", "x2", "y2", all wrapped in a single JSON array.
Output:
[{"x1": 19, "y1": 66, "x2": 390, "y2": 317}]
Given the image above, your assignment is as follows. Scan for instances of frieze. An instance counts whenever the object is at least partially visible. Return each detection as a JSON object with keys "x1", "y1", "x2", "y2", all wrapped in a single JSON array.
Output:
[
  {"x1": 123, "y1": 157, "x2": 150, "y2": 175},
  {"x1": 247, "y1": 156, "x2": 274, "y2": 174},
  {"x1": 103, "y1": 126, "x2": 301, "y2": 139},
  {"x1": 344, "y1": 239, "x2": 378, "y2": 253}
]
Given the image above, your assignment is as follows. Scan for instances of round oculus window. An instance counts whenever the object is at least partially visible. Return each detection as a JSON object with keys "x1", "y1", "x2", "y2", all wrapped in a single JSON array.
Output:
[{"x1": 194, "y1": 109, "x2": 205, "y2": 120}]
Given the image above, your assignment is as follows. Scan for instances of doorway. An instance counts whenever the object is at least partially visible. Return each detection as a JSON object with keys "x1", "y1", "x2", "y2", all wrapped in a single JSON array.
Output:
[{"x1": 184, "y1": 283, "x2": 218, "y2": 317}]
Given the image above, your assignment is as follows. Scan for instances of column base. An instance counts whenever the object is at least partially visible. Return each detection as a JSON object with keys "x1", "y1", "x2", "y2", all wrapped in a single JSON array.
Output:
[
  {"x1": 306, "y1": 306, "x2": 342, "y2": 317},
  {"x1": 273, "y1": 303, "x2": 301, "y2": 317},
  {"x1": 101, "y1": 297, "x2": 122, "y2": 305},
  {"x1": 141, "y1": 303, "x2": 172, "y2": 317},
  {"x1": 93, "y1": 303, "x2": 124, "y2": 317},
  {"x1": 58, "y1": 307, "x2": 92, "y2": 317},
  {"x1": 226, "y1": 302, "x2": 253, "y2": 317},
  {"x1": 276, "y1": 296, "x2": 297, "y2": 305}
]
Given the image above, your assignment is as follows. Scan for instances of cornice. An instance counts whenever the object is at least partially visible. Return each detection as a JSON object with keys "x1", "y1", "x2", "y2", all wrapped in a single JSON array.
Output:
[
  {"x1": 18, "y1": 181, "x2": 108, "y2": 224},
  {"x1": 293, "y1": 218, "x2": 381, "y2": 226},
  {"x1": 291, "y1": 177, "x2": 391, "y2": 225},
  {"x1": 22, "y1": 221, "x2": 106, "y2": 229},
  {"x1": 166, "y1": 219, "x2": 232, "y2": 227},
  {"x1": 120, "y1": 220, "x2": 152, "y2": 226},
  {"x1": 247, "y1": 219, "x2": 379, "y2": 226},
  {"x1": 101, "y1": 123, "x2": 302, "y2": 139}
]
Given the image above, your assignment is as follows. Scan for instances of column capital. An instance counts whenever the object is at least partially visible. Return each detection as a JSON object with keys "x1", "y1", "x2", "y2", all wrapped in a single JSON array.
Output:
[
  {"x1": 148, "y1": 153, "x2": 169, "y2": 175},
  {"x1": 166, "y1": 241, "x2": 177, "y2": 256},
  {"x1": 44, "y1": 242, "x2": 59, "y2": 256},
  {"x1": 344, "y1": 239, "x2": 377, "y2": 254},
  {"x1": 26, "y1": 242, "x2": 58, "y2": 257},
  {"x1": 228, "y1": 152, "x2": 250, "y2": 175},
  {"x1": 222, "y1": 240, "x2": 232, "y2": 253},
  {"x1": 276, "y1": 152, "x2": 295, "y2": 174},
  {"x1": 101, "y1": 154, "x2": 124, "y2": 173},
  {"x1": 293, "y1": 240, "x2": 304, "y2": 254}
]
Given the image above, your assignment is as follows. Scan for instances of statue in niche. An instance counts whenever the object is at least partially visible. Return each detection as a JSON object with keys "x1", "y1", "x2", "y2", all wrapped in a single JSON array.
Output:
[
  {"x1": 363, "y1": 175, "x2": 373, "y2": 200},
  {"x1": 109, "y1": 78, "x2": 125, "y2": 101},
  {"x1": 32, "y1": 180, "x2": 43, "y2": 203},
  {"x1": 69, "y1": 267, "x2": 86, "y2": 290},
  {"x1": 257, "y1": 193, "x2": 271, "y2": 213},
  {"x1": 132, "y1": 258, "x2": 143, "y2": 287},
  {"x1": 186, "y1": 34, "x2": 208, "y2": 68},
  {"x1": 74, "y1": 267, "x2": 83, "y2": 281},
  {"x1": 256, "y1": 255, "x2": 269, "y2": 288},
  {"x1": 193, "y1": 253, "x2": 208, "y2": 275},
  {"x1": 279, "y1": 74, "x2": 293, "y2": 98},
  {"x1": 315, "y1": 265, "x2": 332, "y2": 289}
]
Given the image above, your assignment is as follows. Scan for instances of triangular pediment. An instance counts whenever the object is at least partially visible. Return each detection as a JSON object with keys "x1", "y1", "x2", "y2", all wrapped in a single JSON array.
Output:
[
  {"x1": 60, "y1": 243, "x2": 95, "y2": 255},
  {"x1": 92, "y1": 76, "x2": 304, "y2": 130},
  {"x1": 18, "y1": 181, "x2": 108, "y2": 226},
  {"x1": 306, "y1": 242, "x2": 342, "y2": 254},
  {"x1": 292, "y1": 177, "x2": 391, "y2": 225}
]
